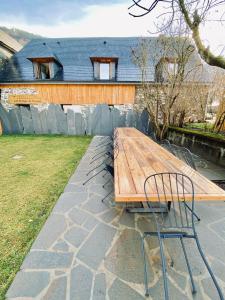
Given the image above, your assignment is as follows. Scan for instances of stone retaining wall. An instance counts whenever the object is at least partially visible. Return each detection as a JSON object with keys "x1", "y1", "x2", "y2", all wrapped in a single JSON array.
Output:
[
  {"x1": 167, "y1": 128, "x2": 225, "y2": 167},
  {"x1": 0, "y1": 103, "x2": 150, "y2": 135}
]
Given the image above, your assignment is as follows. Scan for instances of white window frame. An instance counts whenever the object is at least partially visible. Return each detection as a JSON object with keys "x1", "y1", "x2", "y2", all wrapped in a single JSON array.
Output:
[
  {"x1": 167, "y1": 62, "x2": 178, "y2": 76},
  {"x1": 99, "y1": 63, "x2": 110, "y2": 80}
]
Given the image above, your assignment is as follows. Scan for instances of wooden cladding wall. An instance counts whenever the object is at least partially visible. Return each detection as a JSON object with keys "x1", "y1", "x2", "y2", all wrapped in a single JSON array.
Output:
[{"x1": 0, "y1": 84, "x2": 136, "y2": 105}]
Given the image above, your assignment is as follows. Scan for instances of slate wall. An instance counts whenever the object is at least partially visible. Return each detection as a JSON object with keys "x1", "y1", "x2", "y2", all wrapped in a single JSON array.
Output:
[{"x1": 0, "y1": 104, "x2": 151, "y2": 136}]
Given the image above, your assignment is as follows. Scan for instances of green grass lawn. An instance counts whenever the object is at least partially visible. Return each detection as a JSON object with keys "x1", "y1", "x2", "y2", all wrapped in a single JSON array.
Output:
[
  {"x1": 170, "y1": 125, "x2": 225, "y2": 142},
  {"x1": 0, "y1": 135, "x2": 91, "y2": 299},
  {"x1": 184, "y1": 122, "x2": 214, "y2": 131}
]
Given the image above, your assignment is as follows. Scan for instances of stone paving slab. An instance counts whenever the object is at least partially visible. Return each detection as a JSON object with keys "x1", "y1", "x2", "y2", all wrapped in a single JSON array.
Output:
[
  {"x1": 21, "y1": 251, "x2": 74, "y2": 269},
  {"x1": 64, "y1": 226, "x2": 89, "y2": 248},
  {"x1": 43, "y1": 276, "x2": 67, "y2": 300},
  {"x1": 70, "y1": 265, "x2": 93, "y2": 300},
  {"x1": 32, "y1": 214, "x2": 67, "y2": 250},
  {"x1": 6, "y1": 136, "x2": 225, "y2": 300},
  {"x1": 93, "y1": 273, "x2": 107, "y2": 300},
  {"x1": 6, "y1": 271, "x2": 50, "y2": 298},
  {"x1": 108, "y1": 279, "x2": 145, "y2": 300},
  {"x1": 53, "y1": 192, "x2": 88, "y2": 213},
  {"x1": 77, "y1": 222, "x2": 117, "y2": 270}
]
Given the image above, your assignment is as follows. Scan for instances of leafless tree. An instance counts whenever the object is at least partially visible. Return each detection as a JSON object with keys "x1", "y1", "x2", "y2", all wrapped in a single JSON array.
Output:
[
  {"x1": 128, "y1": 0, "x2": 225, "y2": 69},
  {"x1": 170, "y1": 82, "x2": 209, "y2": 127},
  {"x1": 132, "y1": 27, "x2": 202, "y2": 139},
  {"x1": 209, "y1": 71, "x2": 225, "y2": 132}
]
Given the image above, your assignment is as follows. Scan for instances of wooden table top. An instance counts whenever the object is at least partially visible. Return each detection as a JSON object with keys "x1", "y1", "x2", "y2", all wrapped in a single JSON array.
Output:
[{"x1": 114, "y1": 127, "x2": 225, "y2": 202}]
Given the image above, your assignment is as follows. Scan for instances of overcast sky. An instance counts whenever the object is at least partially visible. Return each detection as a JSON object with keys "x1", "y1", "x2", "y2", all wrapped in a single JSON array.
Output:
[{"x1": 0, "y1": 0, "x2": 224, "y2": 55}]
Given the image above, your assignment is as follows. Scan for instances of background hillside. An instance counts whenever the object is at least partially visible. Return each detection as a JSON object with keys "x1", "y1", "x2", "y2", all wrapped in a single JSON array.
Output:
[{"x1": 0, "y1": 26, "x2": 43, "y2": 45}]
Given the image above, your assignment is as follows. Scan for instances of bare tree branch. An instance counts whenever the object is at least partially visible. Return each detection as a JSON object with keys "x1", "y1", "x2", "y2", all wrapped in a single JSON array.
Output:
[{"x1": 128, "y1": 0, "x2": 225, "y2": 69}]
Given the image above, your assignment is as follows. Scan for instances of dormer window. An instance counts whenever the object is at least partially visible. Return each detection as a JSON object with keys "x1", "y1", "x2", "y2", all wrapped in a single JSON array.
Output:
[
  {"x1": 167, "y1": 62, "x2": 178, "y2": 76},
  {"x1": 27, "y1": 57, "x2": 62, "y2": 80},
  {"x1": 35, "y1": 62, "x2": 51, "y2": 79},
  {"x1": 155, "y1": 57, "x2": 178, "y2": 82},
  {"x1": 90, "y1": 57, "x2": 118, "y2": 81},
  {"x1": 100, "y1": 63, "x2": 110, "y2": 80}
]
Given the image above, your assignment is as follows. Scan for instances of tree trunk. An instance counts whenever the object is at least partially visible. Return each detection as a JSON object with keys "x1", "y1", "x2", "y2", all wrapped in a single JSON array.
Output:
[{"x1": 178, "y1": 110, "x2": 186, "y2": 127}]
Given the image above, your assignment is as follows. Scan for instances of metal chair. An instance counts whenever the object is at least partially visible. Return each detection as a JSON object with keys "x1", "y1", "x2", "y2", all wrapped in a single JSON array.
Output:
[
  {"x1": 92, "y1": 130, "x2": 119, "y2": 151},
  {"x1": 90, "y1": 149, "x2": 114, "y2": 165},
  {"x1": 86, "y1": 156, "x2": 117, "y2": 205},
  {"x1": 101, "y1": 145, "x2": 120, "y2": 204},
  {"x1": 101, "y1": 164, "x2": 115, "y2": 204},
  {"x1": 89, "y1": 130, "x2": 119, "y2": 163},
  {"x1": 90, "y1": 146, "x2": 113, "y2": 164},
  {"x1": 160, "y1": 139, "x2": 171, "y2": 145},
  {"x1": 160, "y1": 139, "x2": 174, "y2": 152},
  {"x1": 171, "y1": 145, "x2": 196, "y2": 170},
  {"x1": 83, "y1": 143, "x2": 119, "y2": 186},
  {"x1": 85, "y1": 141, "x2": 119, "y2": 179},
  {"x1": 167, "y1": 145, "x2": 201, "y2": 221},
  {"x1": 83, "y1": 131, "x2": 119, "y2": 205},
  {"x1": 142, "y1": 172, "x2": 224, "y2": 300},
  {"x1": 90, "y1": 139, "x2": 117, "y2": 164}
]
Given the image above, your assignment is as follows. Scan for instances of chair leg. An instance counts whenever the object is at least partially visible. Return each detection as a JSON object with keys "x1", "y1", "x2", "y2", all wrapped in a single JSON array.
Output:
[
  {"x1": 90, "y1": 148, "x2": 112, "y2": 162},
  {"x1": 101, "y1": 189, "x2": 113, "y2": 203},
  {"x1": 180, "y1": 237, "x2": 196, "y2": 294},
  {"x1": 194, "y1": 236, "x2": 224, "y2": 300},
  {"x1": 142, "y1": 233, "x2": 150, "y2": 297},
  {"x1": 103, "y1": 175, "x2": 114, "y2": 189},
  {"x1": 183, "y1": 202, "x2": 201, "y2": 221},
  {"x1": 87, "y1": 161, "x2": 106, "y2": 176},
  {"x1": 90, "y1": 153, "x2": 105, "y2": 165},
  {"x1": 89, "y1": 145, "x2": 111, "y2": 157},
  {"x1": 158, "y1": 236, "x2": 169, "y2": 300},
  {"x1": 103, "y1": 178, "x2": 111, "y2": 189},
  {"x1": 91, "y1": 149, "x2": 105, "y2": 159},
  {"x1": 83, "y1": 168, "x2": 105, "y2": 185}
]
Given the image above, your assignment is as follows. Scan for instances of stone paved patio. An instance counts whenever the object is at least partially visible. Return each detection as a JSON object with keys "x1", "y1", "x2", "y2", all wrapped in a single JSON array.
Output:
[{"x1": 6, "y1": 136, "x2": 225, "y2": 300}]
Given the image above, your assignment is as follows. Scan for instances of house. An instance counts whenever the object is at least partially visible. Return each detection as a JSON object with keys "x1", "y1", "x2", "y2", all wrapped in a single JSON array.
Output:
[
  {"x1": 0, "y1": 37, "x2": 211, "y2": 109},
  {"x1": 0, "y1": 29, "x2": 23, "y2": 59}
]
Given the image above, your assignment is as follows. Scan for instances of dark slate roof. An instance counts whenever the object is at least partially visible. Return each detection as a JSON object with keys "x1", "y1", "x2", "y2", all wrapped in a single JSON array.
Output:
[{"x1": 0, "y1": 37, "x2": 211, "y2": 83}]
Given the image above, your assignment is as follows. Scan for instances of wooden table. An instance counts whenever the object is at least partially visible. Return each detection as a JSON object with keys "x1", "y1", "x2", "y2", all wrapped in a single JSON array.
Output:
[{"x1": 114, "y1": 128, "x2": 225, "y2": 205}]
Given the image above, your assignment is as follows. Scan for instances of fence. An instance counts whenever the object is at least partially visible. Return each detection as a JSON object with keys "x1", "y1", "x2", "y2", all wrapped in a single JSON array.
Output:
[{"x1": 0, "y1": 103, "x2": 151, "y2": 136}]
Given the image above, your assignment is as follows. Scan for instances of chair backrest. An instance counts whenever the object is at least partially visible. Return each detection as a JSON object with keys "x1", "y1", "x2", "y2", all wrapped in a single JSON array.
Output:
[
  {"x1": 161, "y1": 139, "x2": 171, "y2": 146},
  {"x1": 160, "y1": 139, "x2": 174, "y2": 153},
  {"x1": 144, "y1": 172, "x2": 195, "y2": 230},
  {"x1": 171, "y1": 145, "x2": 196, "y2": 170}
]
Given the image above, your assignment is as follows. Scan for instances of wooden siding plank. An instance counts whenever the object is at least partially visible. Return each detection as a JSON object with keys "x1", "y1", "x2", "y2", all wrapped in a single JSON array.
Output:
[{"x1": 1, "y1": 84, "x2": 136, "y2": 105}]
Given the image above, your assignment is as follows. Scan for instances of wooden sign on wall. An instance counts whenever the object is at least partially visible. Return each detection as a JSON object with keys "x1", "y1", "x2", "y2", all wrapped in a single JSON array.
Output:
[{"x1": 9, "y1": 94, "x2": 42, "y2": 104}]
